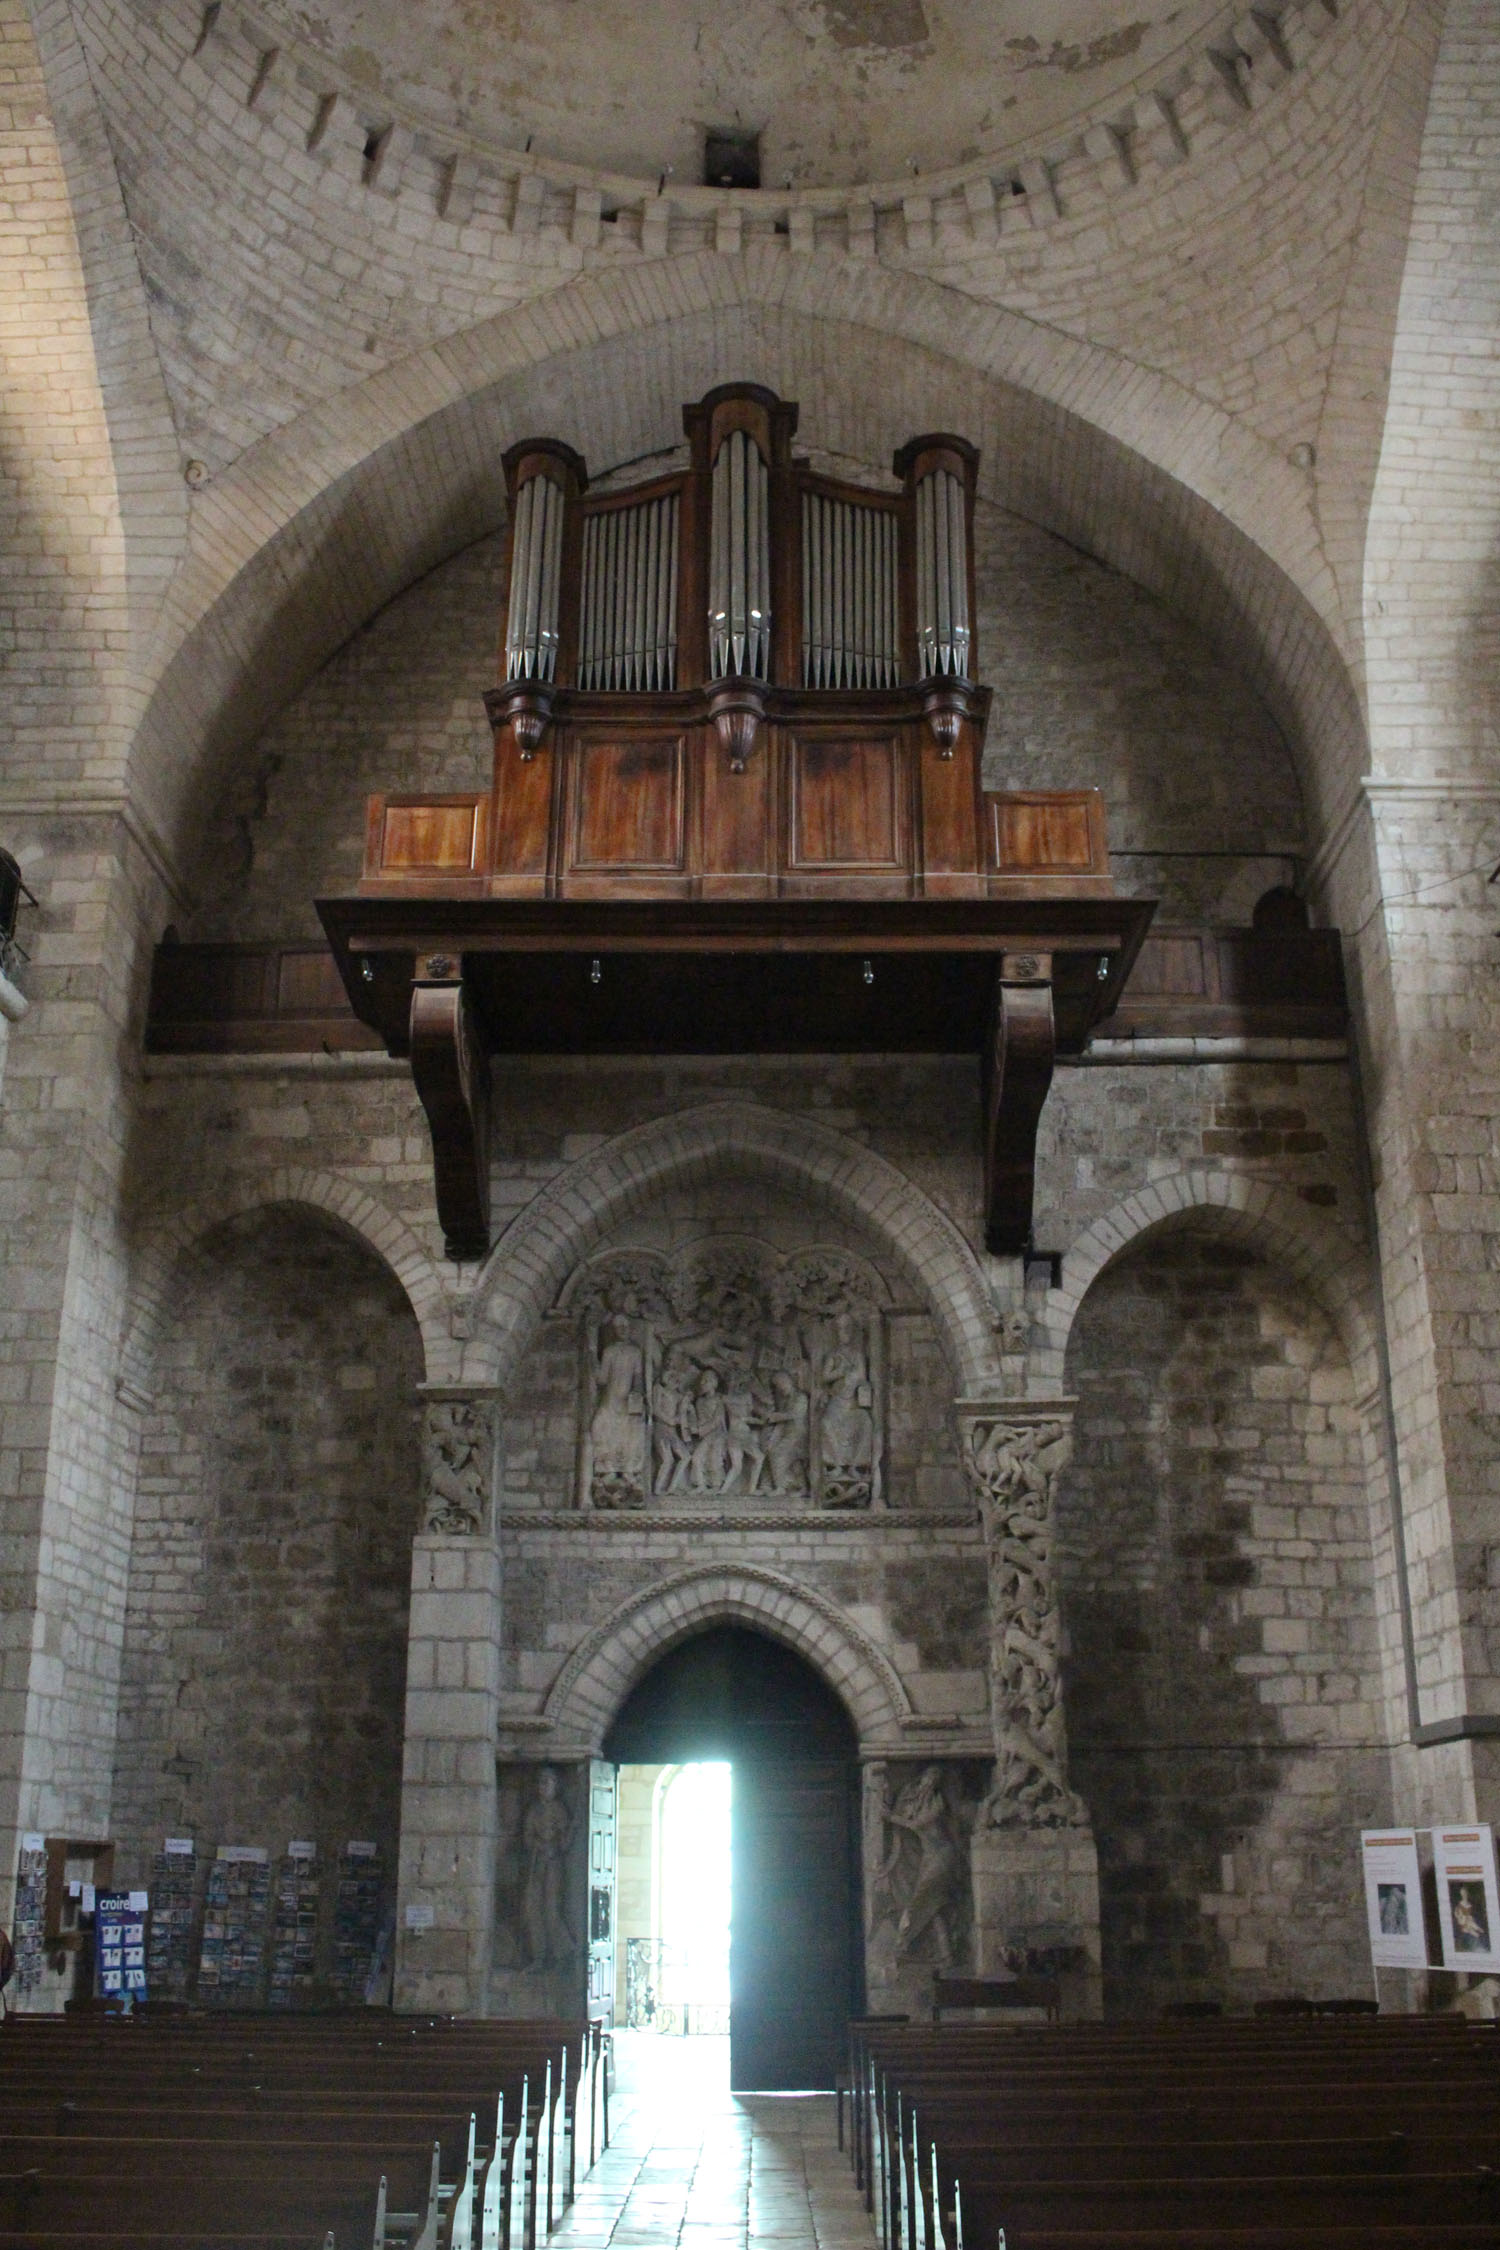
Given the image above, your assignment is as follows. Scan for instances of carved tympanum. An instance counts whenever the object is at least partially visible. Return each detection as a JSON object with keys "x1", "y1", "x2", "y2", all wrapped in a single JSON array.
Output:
[
  {"x1": 571, "y1": 1241, "x2": 884, "y2": 1510},
  {"x1": 422, "y1": 1396, "x2": 498, "y2": 1534},
  {"x1": 961, "y1": 1409, "x2": 1087, "y2": 1831}
]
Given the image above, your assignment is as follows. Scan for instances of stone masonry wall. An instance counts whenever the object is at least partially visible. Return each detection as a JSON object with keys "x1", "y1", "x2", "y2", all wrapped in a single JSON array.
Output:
[
  {"x1": 1062, "y1": 1227, "x2": 1390, "y2": 2016},
  {"x1": 111, "y1": 1205, "x2": 423, "y2": 1926}
]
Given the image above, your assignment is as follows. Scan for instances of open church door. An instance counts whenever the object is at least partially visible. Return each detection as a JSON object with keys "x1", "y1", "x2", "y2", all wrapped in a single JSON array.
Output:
[
  {"x1": 586, "y1": 1758, "x2": 617, "y2": 2023},
  {"x1": 730, "y1": 1758, "x2": 860, "y2": 2091}
]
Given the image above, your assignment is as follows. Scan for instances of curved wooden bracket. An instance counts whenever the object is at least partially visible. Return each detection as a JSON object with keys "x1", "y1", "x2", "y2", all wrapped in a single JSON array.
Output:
[
  {"x1": 410, "y1": 970, "x2": 492, "y2": 1261},
  {"x1": 983, "y1": 958, "x2": 1056, "y2": 1256}
]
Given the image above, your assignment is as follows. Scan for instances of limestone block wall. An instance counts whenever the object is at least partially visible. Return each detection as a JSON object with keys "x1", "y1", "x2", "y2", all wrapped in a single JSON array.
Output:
[
  {"x1": 109, "y1": 1205, "x2": 423, "y2": 1959},
  {"x1": 1062, "y1": 1227, "x2": 1389, "y2": 2014}
]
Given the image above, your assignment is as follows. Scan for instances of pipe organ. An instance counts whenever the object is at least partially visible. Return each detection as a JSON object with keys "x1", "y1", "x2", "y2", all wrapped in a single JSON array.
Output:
[{"x1": 326, "y1": 382, "x2": 1153, "y2": 1262}]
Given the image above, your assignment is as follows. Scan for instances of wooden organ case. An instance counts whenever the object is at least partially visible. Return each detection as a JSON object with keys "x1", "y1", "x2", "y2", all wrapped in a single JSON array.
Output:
[{"x1": 319, "y1": 384, "x2": 1155, "y2": 1259}]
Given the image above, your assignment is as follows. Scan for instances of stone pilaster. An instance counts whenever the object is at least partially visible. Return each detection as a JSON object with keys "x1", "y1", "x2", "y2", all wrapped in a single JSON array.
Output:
[
  {"x1": 955, "y1": 1397, "x2": 1101, "y2": 2010},
  {"x1": 393, "y1": 1389, "x2": 502, "y2": 2014}
]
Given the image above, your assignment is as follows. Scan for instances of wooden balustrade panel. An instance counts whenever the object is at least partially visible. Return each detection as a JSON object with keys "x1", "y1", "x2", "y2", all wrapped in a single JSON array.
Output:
[
  {"x1": 564, "y1": 731, "x2": 689, "y2": 891},
  {"x1": 366, "y1": 792, "x2": 489, "y2": 879},
  {"x1": 989, "y1": 788, "x2": 1108, "y2": 880},
  {"x1": 785, "y1": 730, "x2": 909, "y2": 891}
]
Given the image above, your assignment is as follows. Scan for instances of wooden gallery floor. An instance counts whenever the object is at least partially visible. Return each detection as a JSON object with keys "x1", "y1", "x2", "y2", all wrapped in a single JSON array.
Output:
[{"x1": 553, "y1": 2032, "x2": 876, "y2": 2250}]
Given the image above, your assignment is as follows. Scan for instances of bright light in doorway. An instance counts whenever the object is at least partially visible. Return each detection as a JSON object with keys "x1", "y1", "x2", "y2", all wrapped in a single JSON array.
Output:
[{"x1": 659, "y1": 1762, "x2": 731, "y2": 2008}]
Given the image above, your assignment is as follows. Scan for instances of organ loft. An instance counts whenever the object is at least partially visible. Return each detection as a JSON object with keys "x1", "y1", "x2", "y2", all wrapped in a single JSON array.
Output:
[{"x1": 3, "y1": 3, "x2": 1499, "y2": 2236}]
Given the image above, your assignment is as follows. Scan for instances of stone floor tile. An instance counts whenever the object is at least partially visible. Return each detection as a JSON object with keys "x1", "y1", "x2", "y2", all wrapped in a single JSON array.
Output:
[{"x1": 546, "y1": 2034, "x2": 876, "y2": 2250}]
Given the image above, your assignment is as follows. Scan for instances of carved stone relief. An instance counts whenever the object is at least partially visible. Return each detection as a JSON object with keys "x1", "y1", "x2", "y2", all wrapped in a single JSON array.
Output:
[
  {"x1": 422, "y1": 1395, "x2": 498, "y2": 1534},
  {"x1": 567, "y1": 1241, "x2": 886, "y2": 1510},
  {"x1": 866, "y1": 1761, "x2": 978, "y2": 1971},
  {"x1": 492, "y1": 1763, "x2": 584, "y2": 2004},
  {"x1": 959, "y1": 1407, "x2": 1089, "y2": 1831}
]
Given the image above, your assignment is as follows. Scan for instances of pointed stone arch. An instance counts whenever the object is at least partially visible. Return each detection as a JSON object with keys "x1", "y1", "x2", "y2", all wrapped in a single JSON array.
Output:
[
  {"x1": 122, "y1": 1168, "x2": 454, "y2": 1400},
  {"x1": 458, "y1": 1098, "x2": 1002, "y2": 1396},
  {"x1": 131, "y1": 261, "x2": 1364, "y2": 888},
  {"x1": 1037, "y1": 1171, "x2": 1380, "y2": 1400},
  {"x1": 539, "y1": 1562, "x2": 912, "y2": 1756}
]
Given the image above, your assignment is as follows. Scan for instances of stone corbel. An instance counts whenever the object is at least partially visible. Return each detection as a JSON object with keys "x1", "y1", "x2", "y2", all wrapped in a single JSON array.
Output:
[
  {"x1": 421, "y1": 1388, "x2": 501, "y2": 1536},
  {"x1": 409, "y1": 956, "x2": 492, "y2": 1261},
  {"x1": 983, "y1": 953, "x2": 1055, "y2": 1256},
  {"x1": 955, "y1": 1398, "x2": 1087, "y2": 1831}
]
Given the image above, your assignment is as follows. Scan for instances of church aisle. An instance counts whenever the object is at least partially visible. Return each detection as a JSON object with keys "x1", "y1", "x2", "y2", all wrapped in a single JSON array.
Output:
[{"x1": 553, "y1": 2033, "x2": 875, "y2": 2249}]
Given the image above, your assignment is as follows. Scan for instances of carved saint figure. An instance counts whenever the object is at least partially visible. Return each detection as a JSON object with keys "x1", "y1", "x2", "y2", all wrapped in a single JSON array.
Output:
[
  {"x1": 820, "y1": 1343, "x2": 875, "y2": 1507},
  {"x1": 758, "y1": 1370, "x2": 810, "y2": 1493},
  {"x1": 520, "y1": 1768, "x2": 575, "y2": 1969},
  {"x1": 652, "y1": 1349, "x2": 695, "y2": 1494},
  {"x1": 589, "y1": 1317, "x2": 646, "y2": 1507},
  {"x1": 688, "y1": 1369, "x2": 731, "y2": 1492},
  {"x1": 875, "y1": 1766, "x2": 962, "y2": 1966}
]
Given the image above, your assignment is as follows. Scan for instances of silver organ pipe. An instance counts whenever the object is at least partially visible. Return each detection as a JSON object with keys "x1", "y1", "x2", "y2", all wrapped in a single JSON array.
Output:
[
  {"x1": 577, "y1": 492, "x2": 680, "y2": 690},
  {"x1": 504, "y1": 470, "x2": 565, "y2": 682},
  {"x1": 914, "y1": 466, "x2": 972, "y2": 680},
  {"x1": 801, "y1": 491, "x2": 899, "y2": 689},
  {"x1": 709, "y1": 429, "x2": 771, "y2": 681}
]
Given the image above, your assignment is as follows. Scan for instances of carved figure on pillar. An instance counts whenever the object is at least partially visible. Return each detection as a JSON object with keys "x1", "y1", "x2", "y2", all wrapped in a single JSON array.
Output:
[
  {"x1": 422, "y1": 1396, "x2": 498, "y2": 1534},
  {"x1": 872, "y1": 1764, "x2": 965, "y2": 1966},
  {"x1": 961, "y1": 1408, "x2": 1088, "y2": 1830},
  {"x1": 520, "y1": 1768, "x2": 576, "y2": 1969}
]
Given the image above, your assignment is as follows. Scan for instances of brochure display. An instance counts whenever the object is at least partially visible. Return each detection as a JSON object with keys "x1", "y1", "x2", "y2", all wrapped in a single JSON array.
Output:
[
  {"x1": 332, "y1": 1841, "x2": 384, "y2": 2002},
  {"x1": 268, "y1": 1843, "x2": 320, "y2": 2006},
  {"x1": 1432, "y1": 1824, "x2": 1500, "y2": 1974},
  {"x1": 146, "y1": 1839, "x2": 197, "y2": 1997},
  {"x1": 198, "y1": 1846, "x2": 271, "y2": 2000},
  {"x1": 11, "y1": 1835, "x2": 47, "y2": 1998},
  {"x1": 95, "y1": 1891, "x2": 147, "y2": 2001},
  {"x1": 1360, "y1": 1829, "x2": 1428, "y2": 1969}
]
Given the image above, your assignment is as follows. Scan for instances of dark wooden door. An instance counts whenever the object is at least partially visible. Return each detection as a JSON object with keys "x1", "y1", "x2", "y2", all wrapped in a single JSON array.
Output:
[
  {"x1": 585, "y1": 1758, "x2": 617, "y2": 2023},
  {"x1": 729, "y1": 1758, "x2": 861, "y2": 2090}
]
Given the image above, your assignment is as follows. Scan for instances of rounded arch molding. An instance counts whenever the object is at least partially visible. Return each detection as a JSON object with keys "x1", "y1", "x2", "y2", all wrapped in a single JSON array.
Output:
[
  {"x1": 1040, "y1": 1170, "x2": 1381, "y2": 1398},
  {"x1": 537, "y1": 1562, "x2": 913, "y2": 1757},
  {"x1": 138, "y1": 263, "x2": 1363, "y2": 884},
  {"x1": 120, "y1": 1167, "x2": 453, "y2": 1401},
  {"x1": 461, "y1": 1099, "x2": 1002, "y2": 1396}
]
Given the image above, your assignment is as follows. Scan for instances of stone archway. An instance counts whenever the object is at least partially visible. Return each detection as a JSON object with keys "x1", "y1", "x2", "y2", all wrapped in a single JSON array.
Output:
[
  {"x1": 537, "y1": 1562, "x2": 913, "y2": 1759},
  {"x1": 458, "y1": 1097, "x2": 1003, "y2": 1398}
]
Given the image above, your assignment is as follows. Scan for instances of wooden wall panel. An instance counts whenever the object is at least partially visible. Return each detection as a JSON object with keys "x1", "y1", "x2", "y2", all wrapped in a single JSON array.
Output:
[
  {"x1": 787, "y1": 733, "x2": 905, "y2": 871},
  {"x1": 917, "y1": 734, "x2": 983, "y2": 895},
  {"x1": 570, "y1": 735, "x2": 687, "y2": 871},
  {"x1": 990, "y1": 790, "x2": 1105, "y2": 878},
  {"x1": 700, "y1": 732, "x2": 774, "y2": 894},
  {"x1": 368, "y1": 793, "x2": 488, "y2": 878},
  {"x1": 490, "y1": 736, "x2": 555, "y2": 892}
]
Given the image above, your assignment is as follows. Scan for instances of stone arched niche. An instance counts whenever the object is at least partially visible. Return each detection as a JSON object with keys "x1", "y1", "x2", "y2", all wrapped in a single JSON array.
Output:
[
  {"x1": 1060, "y1": 1222, "x2": 1390, "y2": 2018},
  {"x1": 112, "y1": 1206, "x2": 423, "y2": 1937}
]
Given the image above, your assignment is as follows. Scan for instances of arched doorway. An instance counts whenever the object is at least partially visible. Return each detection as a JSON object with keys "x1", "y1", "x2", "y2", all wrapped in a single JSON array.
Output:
[{"x1": 603, "y1": 1626, "x2": 864, "y2": 2091}]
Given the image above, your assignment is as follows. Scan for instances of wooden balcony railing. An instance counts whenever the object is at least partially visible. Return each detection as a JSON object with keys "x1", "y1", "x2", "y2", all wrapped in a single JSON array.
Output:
[{"x1": 145, "y1": 925, "x2": 1346, "y2": 1057}]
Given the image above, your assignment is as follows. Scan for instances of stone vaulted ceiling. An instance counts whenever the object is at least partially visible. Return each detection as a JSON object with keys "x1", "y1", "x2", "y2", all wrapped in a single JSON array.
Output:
[{"x1": 255, "y1": 0, "x2": 1231, "y2": 189}]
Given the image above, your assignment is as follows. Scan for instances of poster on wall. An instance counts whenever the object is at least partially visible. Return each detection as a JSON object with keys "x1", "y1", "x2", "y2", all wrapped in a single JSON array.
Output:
[
  {"x1": 1432, "y1": 1825, "x2": 1500, "y2": 1974},
  {"x1": 1360, "y1": 1829, "x2": 1429, "y2": 1969},
  {"x1": 95, "y1": 1891, "x2": 147, "y2": 2003}
]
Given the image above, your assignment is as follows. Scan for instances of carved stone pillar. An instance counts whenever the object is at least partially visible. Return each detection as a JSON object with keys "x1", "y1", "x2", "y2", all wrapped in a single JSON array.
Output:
[
  {"x1": 394, "y1": 1389, "x2": 502, "y2": 2014},
  {"x1": 955, "y1": 1397, "x2": 1102, "y2": 2012}
]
